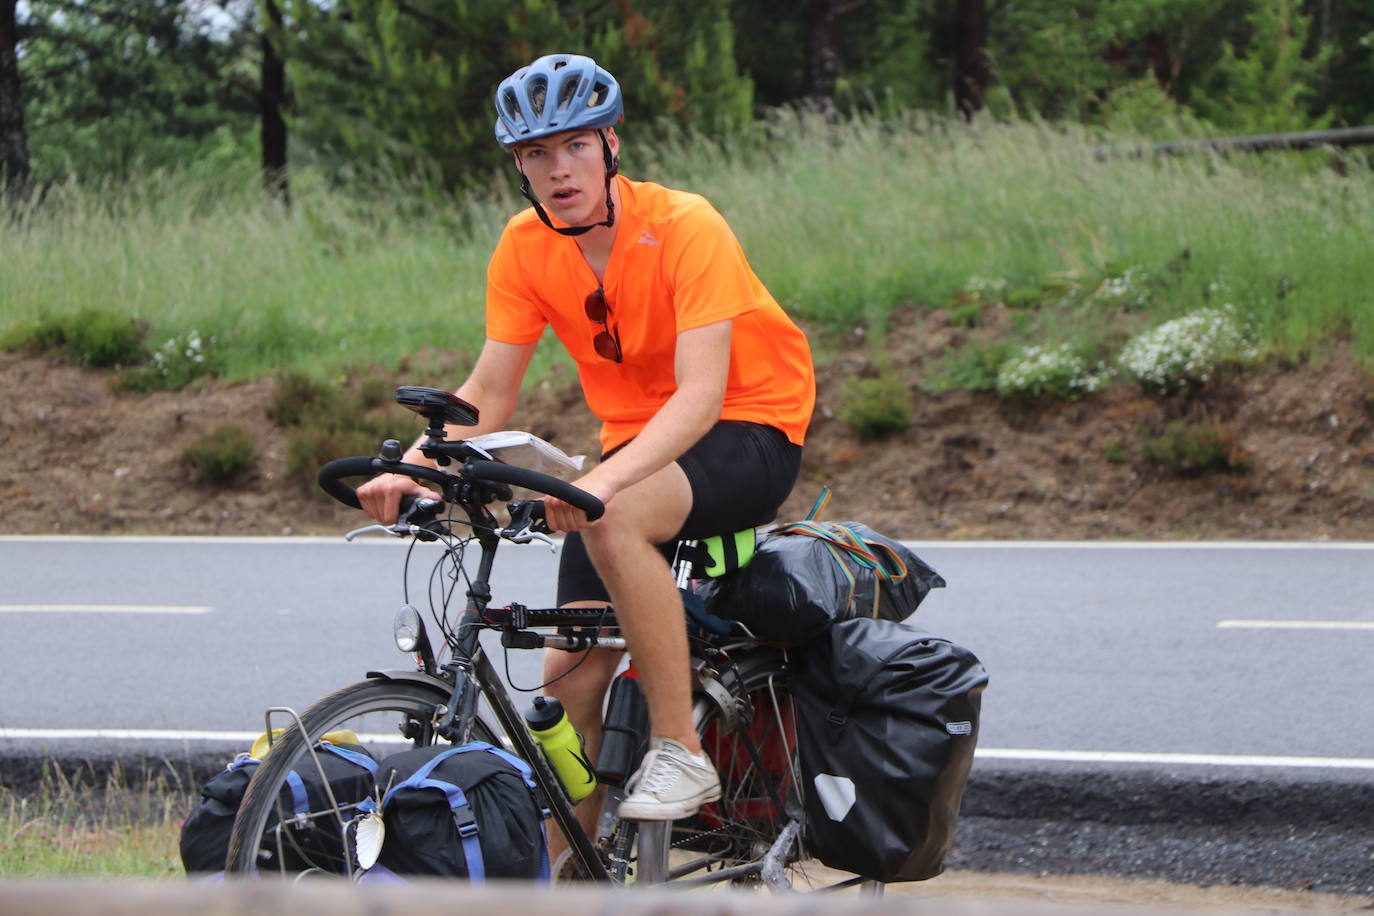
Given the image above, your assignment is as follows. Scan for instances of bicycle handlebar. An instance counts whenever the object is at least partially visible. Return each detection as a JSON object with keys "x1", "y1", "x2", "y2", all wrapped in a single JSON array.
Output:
[
  {"x1": 461, "y1": 460, "x2": 604, "y2": 520},
  {"x1": 316, "y1": 454, "x2": 605, "y2": 521}
]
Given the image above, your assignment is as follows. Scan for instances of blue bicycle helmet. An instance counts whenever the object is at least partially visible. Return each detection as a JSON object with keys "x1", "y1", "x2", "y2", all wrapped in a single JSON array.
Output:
[{"x1": 494, "y1": 54, "x2": 623, "y2": 150}]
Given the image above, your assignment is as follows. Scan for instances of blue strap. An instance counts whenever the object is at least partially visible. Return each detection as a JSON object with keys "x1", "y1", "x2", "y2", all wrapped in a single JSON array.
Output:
[
  {"x1": 319, "y1": 742, "x2": 380, "y2": 775},
  {"x1": 285, "y1": 770, "x2": 309, "y2": 816},
  {"x1": 278, "y1": 744, "x2": 375, "y2": 817},
  {"x1": 380, "y1": 744, "x2": 492, "y2": 880},
  {"x1": 535, "y1": 824, "x2": 550, "y2": 881},
  {"x1": 475, "y1": 745, "x2": 550, "y2": 882},
  {"x1": 378, "y1": 742, "x2": 555, "y2": 882}
]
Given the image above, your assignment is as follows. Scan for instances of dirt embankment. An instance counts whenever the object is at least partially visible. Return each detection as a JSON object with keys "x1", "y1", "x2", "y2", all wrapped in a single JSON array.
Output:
[{"x1": 2, "y1": 307, "x2": 1372, "y2": 539}]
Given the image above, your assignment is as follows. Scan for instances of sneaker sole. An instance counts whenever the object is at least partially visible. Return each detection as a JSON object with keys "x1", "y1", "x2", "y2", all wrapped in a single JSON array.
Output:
[{"x1": 617, "y1": 784, "x2": 722, "y2": 822}]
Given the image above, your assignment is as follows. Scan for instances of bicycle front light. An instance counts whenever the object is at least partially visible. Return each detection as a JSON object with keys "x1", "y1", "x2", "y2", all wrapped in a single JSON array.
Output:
[{"x1": 394, "y1": 604, "x2": 427, "y2": 654}]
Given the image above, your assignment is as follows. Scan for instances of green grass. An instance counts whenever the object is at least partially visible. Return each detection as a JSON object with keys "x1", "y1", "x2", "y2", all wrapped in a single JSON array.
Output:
[
  {"x1": 0, "y1": 767, "x2": 185, "y2": 878},
  {"x1": 4, "y1": 112, "x2": 1373, "y2": 386}
]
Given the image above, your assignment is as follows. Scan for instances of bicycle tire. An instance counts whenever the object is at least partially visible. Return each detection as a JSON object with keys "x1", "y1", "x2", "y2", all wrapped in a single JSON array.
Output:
[{"x1": 224, "y1": 678, "x2": 496, "y2": 877}]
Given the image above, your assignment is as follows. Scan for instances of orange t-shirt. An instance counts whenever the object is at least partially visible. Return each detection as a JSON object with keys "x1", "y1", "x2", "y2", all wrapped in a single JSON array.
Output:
[{"x1": 486, "y1": 176, "x2": 815, "y2": 453}]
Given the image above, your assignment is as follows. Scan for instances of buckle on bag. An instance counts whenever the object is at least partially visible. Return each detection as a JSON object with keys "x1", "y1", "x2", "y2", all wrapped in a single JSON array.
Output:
[{"x1": 453, "y1": 803, "x2": 479, "y2": 838}]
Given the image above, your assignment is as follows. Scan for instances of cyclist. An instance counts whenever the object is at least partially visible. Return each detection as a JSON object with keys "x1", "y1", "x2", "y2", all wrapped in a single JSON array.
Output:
[{"x1": 358, "y1": 53, "x2": 815, "y2": 830}]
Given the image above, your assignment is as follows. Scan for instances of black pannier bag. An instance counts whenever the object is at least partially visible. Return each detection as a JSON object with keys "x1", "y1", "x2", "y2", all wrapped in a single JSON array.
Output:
[
  {"x1": 179, "y1": 740, "x2": 379, "y2": 876},
  {"x1": 695, "y1": 521, "x2": 946, "y2": 644},
  {"x1": 791, "y1": 617, "x2": 987, "y2": 882},
  {"x1": 363, "y1": 743, "x2": 550, "y2": 881}
]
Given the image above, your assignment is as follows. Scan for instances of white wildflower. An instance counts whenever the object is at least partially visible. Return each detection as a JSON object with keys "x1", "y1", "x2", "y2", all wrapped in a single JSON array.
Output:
[
  {"x1": 1117, "y1": 305, "x2": 1257, "y2": 392},
  {"x1": 964, "y1": 276, "x2": 1007, "y2": 303},
  {"x1": 997, "y1": 343, "x2": 1109, "y2": 399},
  {"x1": 1099, "y1": 266, "x2": 1150, "y2": 308}
]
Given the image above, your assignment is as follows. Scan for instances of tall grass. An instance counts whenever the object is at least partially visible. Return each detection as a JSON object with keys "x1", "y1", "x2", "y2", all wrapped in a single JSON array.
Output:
[
  {"x1": 4, "y1": 112, "x2": 1372, "y2": 383},
  {"x1": 0, "y1": 763, "x2": 185, "y2": 878},
  {"x1": 650, "y1": 110, "x2": 1374, "y2": 361}
]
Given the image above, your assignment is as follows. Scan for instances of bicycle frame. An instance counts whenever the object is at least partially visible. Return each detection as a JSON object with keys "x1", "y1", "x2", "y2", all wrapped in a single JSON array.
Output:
[{"x1": 414, "y1": 524, "x2": 614, "y2": 882}]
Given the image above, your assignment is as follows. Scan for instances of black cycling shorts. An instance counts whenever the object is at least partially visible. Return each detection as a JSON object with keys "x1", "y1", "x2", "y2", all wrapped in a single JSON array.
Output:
[{"x1": 556, "y1": 420, "x2": 802, "y2": 606}]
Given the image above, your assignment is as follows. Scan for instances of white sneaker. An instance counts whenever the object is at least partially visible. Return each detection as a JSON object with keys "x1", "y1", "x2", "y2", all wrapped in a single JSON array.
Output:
[{"x1": 617, "y1": 737, "x2": 721, "y2": 821}]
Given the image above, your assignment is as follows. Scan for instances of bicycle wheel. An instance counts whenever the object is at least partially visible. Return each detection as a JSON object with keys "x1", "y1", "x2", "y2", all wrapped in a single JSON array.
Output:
[
  {"x1": 634, "y1": 647, "x2": 806, "y2": 889},
  {"x1": 224, "y1": 678, "x2": 496, "y2": 877}
]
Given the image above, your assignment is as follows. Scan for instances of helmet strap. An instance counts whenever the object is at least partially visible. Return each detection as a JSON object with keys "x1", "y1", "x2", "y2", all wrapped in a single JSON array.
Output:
[{"x1": 514, "y1": 130, "x2": 617, "y2": 237}]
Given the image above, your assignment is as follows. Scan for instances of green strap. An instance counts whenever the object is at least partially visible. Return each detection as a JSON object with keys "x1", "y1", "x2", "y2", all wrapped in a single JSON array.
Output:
[{"x1": 698, "y1": 527, "x2": 758, "y2": 577}]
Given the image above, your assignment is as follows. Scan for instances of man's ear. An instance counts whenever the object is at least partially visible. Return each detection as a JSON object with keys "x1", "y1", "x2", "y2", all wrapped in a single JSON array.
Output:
[{"x1": 604, "y1": 128, "x2": 620, "y2": 178}]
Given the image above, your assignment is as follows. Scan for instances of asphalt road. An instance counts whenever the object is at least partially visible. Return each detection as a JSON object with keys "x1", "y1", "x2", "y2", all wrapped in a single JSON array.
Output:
[
  {"x1": 2, "y1": 536, "x2": 1371, "y2": 764},
  {"x1": 2, "y1": 535, "x2": 1372, "y2": 892}
]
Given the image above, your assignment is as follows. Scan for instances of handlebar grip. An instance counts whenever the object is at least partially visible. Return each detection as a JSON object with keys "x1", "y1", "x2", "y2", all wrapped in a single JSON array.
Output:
[
  {"x1": 464, "y1": 459, "x2": 605, "y2": 521},
  {"x1": 317, "y1": 457, "x2": 453, "y2": 510},
  {"x1": 317, "y1": 456, "x2": 377, "y2": 509}
]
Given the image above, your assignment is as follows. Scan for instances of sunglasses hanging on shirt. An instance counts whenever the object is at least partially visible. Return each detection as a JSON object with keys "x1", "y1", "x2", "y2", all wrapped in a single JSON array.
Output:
[{"x1": 584, "y1": 287, "x2": 622, "y2": 362}]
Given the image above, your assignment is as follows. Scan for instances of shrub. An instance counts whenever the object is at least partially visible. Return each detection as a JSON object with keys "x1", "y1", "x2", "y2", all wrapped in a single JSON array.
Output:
[
  {"x1": 960, "y1": 276, "x2": 1007, "y2": 304},
  {"x1": 925, "y1": 340, "x2": 1017, "y2": 393},
  {"x1": 284, "y1": 416, "x2": 405, "y2": 490},
  {"x1": 1118, "y1": 305, "x2": 1258, "y2": 393},
  {"x1": 950, "y1": 302, "x2": 983, "y2": 328},
  {"x1": 1140, "y1": 420, "x2": 1250, "y2": 476},
  {"x1": 838, "y1": 375, "x2": 913, "y2": 440},
  {"x1": 267, "y1": 370, "x2": 337, "y2": 427},
  {"x1": 114, "y1": 330, "x2": 219, "y2": 392},
  {"x1": 181, "y1": 425, "x2": 258, "y2": 484},
  {"x1": 996, "y1": 343, "x2": 1108, "y2": 400},
  {"x1": 1, "y1": 310, "x2": 147, "y2": 368},
  {"x1": 1096, "y1": 265, "x2": 1151, "y2": 310}
]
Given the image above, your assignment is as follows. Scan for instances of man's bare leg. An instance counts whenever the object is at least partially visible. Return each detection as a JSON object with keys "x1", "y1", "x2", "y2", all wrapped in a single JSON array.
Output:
[
  {"x1": 579, "y1": 461, "x2": 699, "y2": 753},
  {"x1": 541, "y1": 639, "x2": 619, "y2": 865}
]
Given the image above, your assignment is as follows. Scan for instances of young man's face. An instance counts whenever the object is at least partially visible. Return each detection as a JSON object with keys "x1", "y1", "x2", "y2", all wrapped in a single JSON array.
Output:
[{"x1": 514, "y1": 129, "x2": 618, "y2": 226}]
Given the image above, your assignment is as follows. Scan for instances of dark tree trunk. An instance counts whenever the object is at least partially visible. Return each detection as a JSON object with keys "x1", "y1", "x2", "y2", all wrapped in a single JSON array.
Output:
[
  {"x1": 953, "y1": 0, "x2": 989, "y2": 119},
  {"x1": 260, "y1": 0, "x2": 289, "y2": 205},
  {"x1": 1144, "y1": 32, "x2": 1174, "y2": 90},
  {"x1": 0, "y1": 0, "x2": 30, "y2": 200},
  {"x1": 803, "y1": 0, "x2": 842, "y2": 104}
]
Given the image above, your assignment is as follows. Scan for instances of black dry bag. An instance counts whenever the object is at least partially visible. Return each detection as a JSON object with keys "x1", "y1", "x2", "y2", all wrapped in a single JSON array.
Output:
[
  {"x1": 791, "y1": 617, "x2": 988, "y2": 882},
  {"x1": 696, "y1": 521, "x2": 946, "y2": 644},
  {"x1": 179, "y1": 741, "x2": 378, "y2": 876},
  {"x1": 364, "y1": 743, "x2": 550, "y2": 881}
]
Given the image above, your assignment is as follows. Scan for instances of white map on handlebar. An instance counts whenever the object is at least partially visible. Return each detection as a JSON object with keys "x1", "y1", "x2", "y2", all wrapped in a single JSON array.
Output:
[{"x1": 466, "y1": 431, "x2": 586, "y2": 476}]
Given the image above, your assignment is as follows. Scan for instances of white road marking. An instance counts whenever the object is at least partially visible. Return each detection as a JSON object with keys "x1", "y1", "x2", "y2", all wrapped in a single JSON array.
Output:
[
  {"x1": 3, "y1": 729, "x2": 1371, "y2": 770},
  {"x1": 2, "y1": 535, "x2": 1374, "y2": 549},
  {"x1": 0, "y1": 604, "x2": 212, "y2": 615},
  {"x1": 1218, "y1": 619, "x2": 1374, "y2": 630},
  {"x1": 0, "y1": 728, "x2": 408, "y2": 744},
  {"x1": 978, "y1": 748, "x2": 1374, "y2": 770}
]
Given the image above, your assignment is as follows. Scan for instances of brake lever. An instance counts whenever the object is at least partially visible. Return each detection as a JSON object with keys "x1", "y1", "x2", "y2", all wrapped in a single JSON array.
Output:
[
  {"x1": 345, "y1": 497, "x2": 446, "y2": 542},
  {"x1": 505, "y1": 524, "x2": 556, "y2": 552},
  {"x1": 502, "y1": 499, "x2": 556, "y2": 552},
  {"x1": 344, "y1": 523, "x2": 406, "y2": 541}
]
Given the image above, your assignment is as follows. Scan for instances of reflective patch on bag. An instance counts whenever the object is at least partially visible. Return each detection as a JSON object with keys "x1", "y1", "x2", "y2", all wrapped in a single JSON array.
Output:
[
  {"x1": 813, "y1": 773, "x2": 857, "y2": 821},
  {"x1": 946, "y1": 721, "x2": 973, "y2": 736}
]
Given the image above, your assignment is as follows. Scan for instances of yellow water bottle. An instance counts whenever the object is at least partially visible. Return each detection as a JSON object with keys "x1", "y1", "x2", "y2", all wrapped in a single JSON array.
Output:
[{"x1": 524, "y1": 696, "x2": 597, "y2": 803}]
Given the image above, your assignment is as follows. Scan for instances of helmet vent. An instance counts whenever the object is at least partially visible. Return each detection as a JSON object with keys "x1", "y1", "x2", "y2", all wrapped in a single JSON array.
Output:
[
  {"x1": 501, "y1": 89, "x2": 524, "y2": 125},
  {"x1": 589, "y1": 81, "x2": 609, "y2": 107},
  {"x1": 528, "y1": 76, "x2": 548, "y2": 117},
  {"x1": 556, "y1": 78, "x2": 578, "y2": 113}
]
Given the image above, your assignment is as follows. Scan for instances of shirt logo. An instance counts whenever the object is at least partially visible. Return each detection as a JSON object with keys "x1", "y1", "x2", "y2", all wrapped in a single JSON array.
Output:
[{"x1": 637, "y1": 229, "x2": 659, "y2": 246}]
